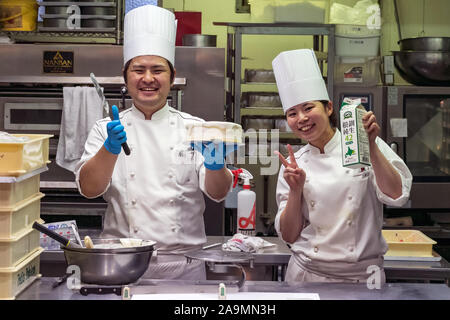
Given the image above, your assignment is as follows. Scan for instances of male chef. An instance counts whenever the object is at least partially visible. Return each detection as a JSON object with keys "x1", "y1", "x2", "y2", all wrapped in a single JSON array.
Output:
[{"x1": 75, "y1": 1, "x2": 232, "y2": 280}]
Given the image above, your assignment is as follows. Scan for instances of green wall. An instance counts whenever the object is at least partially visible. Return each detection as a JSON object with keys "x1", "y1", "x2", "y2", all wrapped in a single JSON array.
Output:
[{"x1": 164, "y1": 0, "x2": 450, "y2": 86}]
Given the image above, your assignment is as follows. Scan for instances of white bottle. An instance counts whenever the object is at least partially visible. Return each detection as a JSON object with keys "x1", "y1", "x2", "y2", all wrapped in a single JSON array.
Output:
[{"x1": 237, "y1": 178, "x2": 256, "y2": 236}]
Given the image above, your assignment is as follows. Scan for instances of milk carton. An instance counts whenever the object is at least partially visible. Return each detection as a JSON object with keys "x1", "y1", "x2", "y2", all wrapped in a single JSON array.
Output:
[{"x1": 340, "y1": 98, "x2": 371, "y2": 168}]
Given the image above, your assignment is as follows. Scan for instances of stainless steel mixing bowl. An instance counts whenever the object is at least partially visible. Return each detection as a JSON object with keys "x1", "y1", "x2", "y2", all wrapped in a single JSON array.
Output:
[
  {"x1": 63, "y1": 238, "x2": 155, "y2": 285},
  {"x1": 398, "y1": 37, "x2": 450, "y2": 52},
  {"x1": 393, "y1": 51, "x2": 450, "y2": 86}
]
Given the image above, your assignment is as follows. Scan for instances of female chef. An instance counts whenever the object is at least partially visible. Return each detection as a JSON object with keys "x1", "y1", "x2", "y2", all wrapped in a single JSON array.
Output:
[
  {"x1": 75, "y1": 3, "x2": 233, "y2": 280},
  {"x1": 272, "y1": 49, "x2": 412, "y2": 284}
]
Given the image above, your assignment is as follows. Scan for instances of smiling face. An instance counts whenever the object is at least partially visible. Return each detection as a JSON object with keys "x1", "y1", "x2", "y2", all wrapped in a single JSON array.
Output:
[
  {"x1": 125, "y1": 55, "x2": 175, "y2": 116},
  {"x1": 286, "y1": 100, "x2": 335, "y2": 151}
]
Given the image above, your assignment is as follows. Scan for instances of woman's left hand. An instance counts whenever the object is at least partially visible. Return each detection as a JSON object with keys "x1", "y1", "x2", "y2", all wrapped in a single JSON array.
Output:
[{"x1": 362, "y1": 111, "x2": 380, "y2": 145}]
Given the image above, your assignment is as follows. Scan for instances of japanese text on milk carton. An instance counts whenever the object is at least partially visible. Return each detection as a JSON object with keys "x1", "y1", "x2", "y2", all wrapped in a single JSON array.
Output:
[{"x1": 340, "y1": 99, "x2": 371, "y2": 168}]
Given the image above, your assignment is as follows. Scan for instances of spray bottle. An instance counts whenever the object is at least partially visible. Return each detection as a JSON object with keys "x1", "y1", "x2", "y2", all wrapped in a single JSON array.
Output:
[{"x1": 237, "y1": 177, "x2": 256, "y2": 236}]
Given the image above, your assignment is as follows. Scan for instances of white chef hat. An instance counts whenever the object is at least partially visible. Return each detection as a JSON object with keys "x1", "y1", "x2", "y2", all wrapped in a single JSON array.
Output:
[
  {"x1": 124, "y1": 1, "x2": 177, "y2": 66},
  {"x1": 272, "y1": 49, "x2": 330, "y2": 113}
]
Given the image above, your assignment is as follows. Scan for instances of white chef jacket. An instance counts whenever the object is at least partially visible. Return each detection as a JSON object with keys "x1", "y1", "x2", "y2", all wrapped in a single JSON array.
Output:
[
  {"x1": 75, "y1": 104, "x2": 231, "y2": 278},
  {"x1": 275, "y1": 129, "x2": 412, "y2": 281}
]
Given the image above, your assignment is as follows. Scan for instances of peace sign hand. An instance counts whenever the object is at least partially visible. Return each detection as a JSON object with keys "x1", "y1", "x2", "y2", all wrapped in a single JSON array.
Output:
[{"x1": 275, "y1": 144, "x2": 306, "y2": 192}]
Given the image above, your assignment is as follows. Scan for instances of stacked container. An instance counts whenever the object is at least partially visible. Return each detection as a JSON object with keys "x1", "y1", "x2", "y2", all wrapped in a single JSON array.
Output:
[
  {"x1": 334, "y1": 24, "x2": 381, "y2": 87},
  {"x1": 329, "y1": 0, "x2": 382, "y2": 87},
  {"x1": 0, "y1": 134, "x2": 52, "y2": 299}
]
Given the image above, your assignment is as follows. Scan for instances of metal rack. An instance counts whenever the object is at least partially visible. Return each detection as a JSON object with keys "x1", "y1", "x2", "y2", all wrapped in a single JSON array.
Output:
[
  {"x1": 1, "y1": 0, "x2": 124, "y2": 44},
  {"x1": 213, "y1": 22, "x2": 335, "y2": 131}
]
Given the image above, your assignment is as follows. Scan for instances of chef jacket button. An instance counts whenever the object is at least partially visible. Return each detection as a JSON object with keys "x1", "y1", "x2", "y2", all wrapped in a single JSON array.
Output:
[
  {"x1": 127, "y1": 122, "x2": 132, "y2": 126},
  {"x1": 168, "y1": 173, "x2": 173, "y2": 179},
  {"x1": 310, "y1": 201, "x2": 315, "y2": 208},
  {"x1": 348, "y1": 196, "x2": 352, "y2": 200},
  {"x1": 169, "y1": 199, "x2": 174, "y2": 205},
  {"x1": 130, "y1": 172, "x2": 135, "y2": 178},
  {"x1": 346, "y1": 170, "x2": 350, "y2": 174},
  {"x1": 314, "y1": 246, "x2": 319, "y2": 253},
  {"x1": 304, "y1": 160, "x2": 308, "y2": 163},
  {"x1": 170, "y1": 122, "x2": 175, "y2": 126},
  {"x1": 134, "y1": 227, "x2": 139, "y2": 233},
  {"x1": 171, "y1": 226, "x2": 176, "y2": 232},
  {"x1": 131, "y1": 199, "x2": 137, "y2": 205},
  {"x1": 347, "y1": 220, "x2": 353, "y2": 226},
  {"x1": 349, "y1": 246, "x2": 354, "y2": 252},
  {"x1": 170, "y1": 146, "x2": 174, "y2": 150}
]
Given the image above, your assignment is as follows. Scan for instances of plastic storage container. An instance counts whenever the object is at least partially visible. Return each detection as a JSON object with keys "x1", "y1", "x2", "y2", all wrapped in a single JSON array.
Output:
[
  {"x1": 0, "y1": 226, "x2": 42, "y2": 268},
  {"x1": 0, "y1": 170, "x2": 41, "y2": 207},
  {"x1": 334, "y1": 56, "x2": 380, "y2": 86},
  {"x1": 0, "y1": 193, "x2": 45, "y2": 239},
  {"x1": 0, "y1": 134, "x2": 52, "y2": 176},
  {"x1": 335, "y1": 24, "x2": 381, "y2": 57},
  {"x1": 0, "y1": 247, "x2": 43, "y2": 300},
  {"x1": 382, "y1": 230, "x2": 437, "y2": 257}
]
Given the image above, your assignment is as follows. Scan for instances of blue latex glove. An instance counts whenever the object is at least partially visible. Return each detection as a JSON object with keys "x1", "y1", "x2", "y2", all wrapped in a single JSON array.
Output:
[
  {"x1": 104, "y1": 105, "x2": 127, "y2": 155},
  {"x1": 191, "y1": 141, "x2": 238, "y2": 171}
]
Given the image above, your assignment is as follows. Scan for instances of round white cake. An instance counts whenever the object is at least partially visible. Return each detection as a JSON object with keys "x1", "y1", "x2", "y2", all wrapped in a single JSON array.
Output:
[{"x1": 185, "y1": 121, "x2": 243, "y2": 143}]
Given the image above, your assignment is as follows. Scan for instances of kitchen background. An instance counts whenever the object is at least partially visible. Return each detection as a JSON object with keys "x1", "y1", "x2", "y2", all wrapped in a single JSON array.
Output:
[
  {"x1": 1, "y1": 0, "x2": 450, "y2": 262},
  {"x1": 163, "y1": 0, "x2": 450, "y2": 86}
]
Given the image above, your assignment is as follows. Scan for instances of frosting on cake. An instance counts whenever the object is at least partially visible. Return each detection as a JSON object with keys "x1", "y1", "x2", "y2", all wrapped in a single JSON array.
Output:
[{"x1": 185, "y1": 121, "x2": 243, "y2": 143}]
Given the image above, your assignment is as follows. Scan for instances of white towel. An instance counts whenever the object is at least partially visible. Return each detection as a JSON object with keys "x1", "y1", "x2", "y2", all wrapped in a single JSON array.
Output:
[
  {"x1": 56, "y1": 87, "x2": 103, "y2": 172},
  {"x1": 222, "y1": 233, "x2": 276, "y2": 253}
]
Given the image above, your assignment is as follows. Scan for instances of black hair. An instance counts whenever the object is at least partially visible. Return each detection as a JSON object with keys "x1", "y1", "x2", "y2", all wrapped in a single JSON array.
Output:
[
  {"x1": 122, "y1": 58, "x2": 175, "y2": 84},
  {"x1": 319, "y1": 100, "x2": 337, "y2": 128}
]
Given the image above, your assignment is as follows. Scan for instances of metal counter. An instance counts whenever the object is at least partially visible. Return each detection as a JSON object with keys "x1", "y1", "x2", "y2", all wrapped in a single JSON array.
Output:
[
  {"x1": 205, "y1": 236, "x2": 450, "y2": 284},
  {"x1": 16, "y1": 277, "x2": 450, "y2": 300},
  {"x1": 40, "y1": 236, "x2": 450, "y2": 284}
]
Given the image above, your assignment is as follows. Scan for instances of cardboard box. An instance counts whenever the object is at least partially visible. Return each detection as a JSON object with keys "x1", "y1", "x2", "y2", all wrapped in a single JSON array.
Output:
[
  {"x1": 340, "y1": 98, "x2": 371, "y2": 168},
  {"x1": 39, "y1": 220, "x2": 78, "y2": 250}
]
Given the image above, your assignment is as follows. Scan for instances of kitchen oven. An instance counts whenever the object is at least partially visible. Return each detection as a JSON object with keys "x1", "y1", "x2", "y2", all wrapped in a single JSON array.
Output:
[
  {"x1": 385, "y1": 86, "x2": 450, "y2": 209},
  {"x1": 335, "y1": 85, "x2": 450, "y2": 210},
  {"x1": 0, "y1": 43, "x2": 226, "y2": 234},
  {"x1": 334, "y1": 84, "x2": 450, "y2": 264}
]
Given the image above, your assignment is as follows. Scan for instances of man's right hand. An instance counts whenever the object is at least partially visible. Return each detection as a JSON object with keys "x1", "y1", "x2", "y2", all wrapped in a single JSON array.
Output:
[{"x1": 104, "y1": 105, "x2": 127, "y2": 155}]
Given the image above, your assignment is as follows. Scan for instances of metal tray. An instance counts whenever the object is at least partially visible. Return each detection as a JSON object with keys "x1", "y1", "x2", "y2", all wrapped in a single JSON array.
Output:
[
  {"x1": 39, "y1": 2, "x2": 116, "y2": 7},
  {"x1": 383, "y1": 251, "x2": 442, "y2": 262},
  {"x1": 244, "y1": 69, "x2": 275, "y2": 83},
  {"x1": 184, "y1": 248, "x2": 253, "y2": 264},
  {"x1": 241, "y1": 92, "x2": 282, "y2": 108}
]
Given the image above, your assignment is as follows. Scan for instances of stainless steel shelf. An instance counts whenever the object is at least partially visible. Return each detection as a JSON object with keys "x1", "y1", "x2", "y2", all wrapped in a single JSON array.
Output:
[
  {"x1": 1, "y1": 30, "x2": 118, "y2": 44},
  {"x1": 0, "y1": 76, "x2": 186, "y2": 87},
  {"x1": 3, "y1": 0, "x2": 123, "y2": 43},
  {"x1": 244, "y1": 131, "x2": 300, "y2": 142},
  {"x1": 240, "y1": 107, "x2": 285, "y2": 118},
  {"x1": 214, "y1": 22, "x2": 335, "y2": 124},
  {"x1": 39, "y1": 1, "x2": 117, "y2": 7}
]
